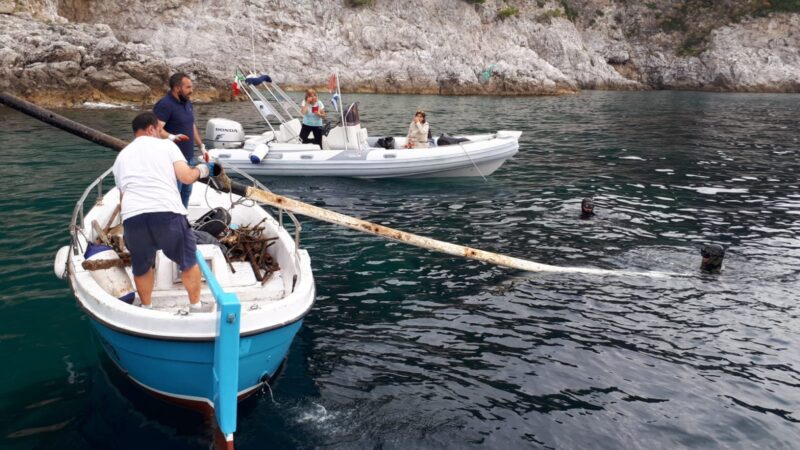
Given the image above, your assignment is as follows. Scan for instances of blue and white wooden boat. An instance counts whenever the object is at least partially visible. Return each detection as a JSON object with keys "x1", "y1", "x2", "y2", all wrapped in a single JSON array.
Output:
[{"x1": 54, "y1": 168, "x2": 315, "y2": 448}]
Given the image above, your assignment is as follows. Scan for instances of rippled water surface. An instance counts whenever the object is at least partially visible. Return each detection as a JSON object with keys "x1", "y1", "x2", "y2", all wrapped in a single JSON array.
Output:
[{"x1": 1, "y1": 91, "x2": 799, "y2": 449}]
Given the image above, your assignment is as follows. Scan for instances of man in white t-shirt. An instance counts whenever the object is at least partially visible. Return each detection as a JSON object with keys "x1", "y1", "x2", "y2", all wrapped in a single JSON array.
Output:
[{"x1": 112, "y1": 112, "x2": 218, "y2": 311}]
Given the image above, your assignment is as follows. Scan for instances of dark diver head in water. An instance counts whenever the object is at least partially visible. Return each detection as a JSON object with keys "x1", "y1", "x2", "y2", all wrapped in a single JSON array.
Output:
[
  {"x1": 700, "y1": 243, "x2": 725, "y2": 273},
  {"x1": 580, "y1": 197, "x2": 595, "y2": 219}
]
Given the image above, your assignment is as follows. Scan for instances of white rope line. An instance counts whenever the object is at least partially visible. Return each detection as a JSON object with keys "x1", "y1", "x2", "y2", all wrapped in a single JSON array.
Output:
[{"x1": 457, "y1": 141, "x2": 487, "y2": 182}]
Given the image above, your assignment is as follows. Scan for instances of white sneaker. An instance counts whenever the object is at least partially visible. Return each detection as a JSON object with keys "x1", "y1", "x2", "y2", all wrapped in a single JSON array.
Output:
[{"x1": 189, "y1": 301, "x2": 212, "y2": 313}]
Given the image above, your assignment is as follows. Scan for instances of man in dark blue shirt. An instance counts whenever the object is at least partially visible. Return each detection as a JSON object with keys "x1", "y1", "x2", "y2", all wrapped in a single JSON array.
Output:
[{"x1": 154, "y1": 72, "x2": 209, "y2": 207}]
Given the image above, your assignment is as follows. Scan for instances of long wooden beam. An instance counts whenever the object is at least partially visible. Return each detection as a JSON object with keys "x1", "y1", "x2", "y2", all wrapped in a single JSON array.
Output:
[{"x1": 0, "y1": 92, "x2": 679, "y2": 278}]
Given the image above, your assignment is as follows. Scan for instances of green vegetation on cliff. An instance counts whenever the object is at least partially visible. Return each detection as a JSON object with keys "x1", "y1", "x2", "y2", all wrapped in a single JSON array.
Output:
[
  {"x1": 498, "y1": 6, "x2": 520, "y2": 19},
  {"x1": 344, "y1": 0, "x2": 374, "y2": 7}
]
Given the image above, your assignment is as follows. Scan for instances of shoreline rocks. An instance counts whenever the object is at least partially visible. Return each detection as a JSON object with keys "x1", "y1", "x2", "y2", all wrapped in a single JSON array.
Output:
[
  {"x1": 1, "y1": 1, "x2": 798, "y2": 107},
  {"x1": 0, "y1": 12, "x2": 229, "y2": 107}
]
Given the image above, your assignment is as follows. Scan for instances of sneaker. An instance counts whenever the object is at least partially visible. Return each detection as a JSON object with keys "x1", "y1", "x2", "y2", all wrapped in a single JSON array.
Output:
[{"x1": 189, "y1": 301, "x2": 213, "y2": 313}]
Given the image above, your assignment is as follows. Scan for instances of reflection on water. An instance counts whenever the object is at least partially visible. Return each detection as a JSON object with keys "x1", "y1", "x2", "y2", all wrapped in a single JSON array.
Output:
[{"x1": 1, "y1": 91, "x2": 799, "y2": 449}]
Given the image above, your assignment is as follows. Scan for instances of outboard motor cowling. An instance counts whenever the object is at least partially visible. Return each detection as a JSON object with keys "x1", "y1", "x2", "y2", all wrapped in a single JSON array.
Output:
[{"x1": 205, "y1": 118, "x2": 245, "y2": 149}]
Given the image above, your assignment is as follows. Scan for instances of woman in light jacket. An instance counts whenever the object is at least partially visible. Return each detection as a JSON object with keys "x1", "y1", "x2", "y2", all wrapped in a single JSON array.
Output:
[{"x1": 405, "y1": 110, "x2": 429, "y2": 148}]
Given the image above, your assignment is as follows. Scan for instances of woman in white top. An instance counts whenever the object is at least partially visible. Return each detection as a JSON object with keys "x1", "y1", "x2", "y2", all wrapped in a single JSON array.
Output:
[{"x1": 405, "y1": 110, "x2": 429, "y2": 148}]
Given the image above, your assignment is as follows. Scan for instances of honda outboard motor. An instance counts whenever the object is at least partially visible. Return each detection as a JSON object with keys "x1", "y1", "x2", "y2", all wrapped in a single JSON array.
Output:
[{"x1": 205, "y1": 118, "x2": 245, "y2": 149}]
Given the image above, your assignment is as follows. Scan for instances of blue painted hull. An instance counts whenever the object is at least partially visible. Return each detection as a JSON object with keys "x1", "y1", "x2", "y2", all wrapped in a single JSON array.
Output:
[{"x1": 91, "y1": 319, "x2": 303, "y2": 405}]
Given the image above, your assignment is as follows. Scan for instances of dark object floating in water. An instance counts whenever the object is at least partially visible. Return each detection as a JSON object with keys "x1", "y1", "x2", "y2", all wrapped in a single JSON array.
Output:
[
  {"x1": 700, "y1": 243, "x2": 725, "y2": 273},
  {"x1": 580, "y1": 197, "x2": 595, "y2": 220}
]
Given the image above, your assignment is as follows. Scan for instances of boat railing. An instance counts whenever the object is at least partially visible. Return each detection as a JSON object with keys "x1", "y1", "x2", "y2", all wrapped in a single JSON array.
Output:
[
  {"x1": 70, "y1": 167, "x2": 114, "y2": 255},
  {"x1": 196, "y1": 250, "x2": 241, "y2": 444},
  {"x1": 237, "y1": 68, "x2": 302, "y2": 143}
]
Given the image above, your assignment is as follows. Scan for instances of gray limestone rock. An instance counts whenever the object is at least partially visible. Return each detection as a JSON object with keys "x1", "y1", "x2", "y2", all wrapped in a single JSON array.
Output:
[
  {"x1": 108, "y1": 77, "x2": 151, "y2": 97},
  {"x1": 0, "y1": 0, "x2": 798, "y2": 106},
  {"x1": 0, "y1": 10, "x2": 227, "y2": 107},
  {"x1": 0, "y1": 0, "x2": 15, "y2": 14}
]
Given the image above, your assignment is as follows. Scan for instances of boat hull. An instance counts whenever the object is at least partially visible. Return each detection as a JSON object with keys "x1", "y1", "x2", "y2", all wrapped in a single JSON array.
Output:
[
  {"x1": 91, "y1": 318, "x2": 303, "y2": 408},
  {"x1": 211, "y1": 138, "x2": 519, "y2": 179}
]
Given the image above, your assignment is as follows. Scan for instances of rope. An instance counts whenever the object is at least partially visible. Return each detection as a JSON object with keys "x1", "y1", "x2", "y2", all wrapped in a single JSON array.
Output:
[
  {"x1": 457, "y1": 142, "x2": 488, "y2": 182},
  {"x1": 260, "y1": 379, "x2": 278, "y2": 405}
]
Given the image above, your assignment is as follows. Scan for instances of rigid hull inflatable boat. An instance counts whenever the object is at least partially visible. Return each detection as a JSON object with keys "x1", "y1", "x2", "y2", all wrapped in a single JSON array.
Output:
[{"x1": 205, "y1": 72, "x2": 521, "y2": 179}]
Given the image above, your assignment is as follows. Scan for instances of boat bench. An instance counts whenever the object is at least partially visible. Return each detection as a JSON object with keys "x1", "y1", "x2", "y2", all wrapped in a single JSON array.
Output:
[{"x1": 153, "y1": 244, "x2": 234, "y2": 290}]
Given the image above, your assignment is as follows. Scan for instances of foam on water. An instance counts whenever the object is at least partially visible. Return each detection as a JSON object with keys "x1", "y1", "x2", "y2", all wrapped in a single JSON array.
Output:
[
  {"x1": 295, "y1": 402, "x2": 334, "y2": 424},
  {"x1": 676, "y1": 185, "x2": 750, "y2": 194},
  {"x1": 81, "y1": 101, "x2": 132, "y2": 109}
]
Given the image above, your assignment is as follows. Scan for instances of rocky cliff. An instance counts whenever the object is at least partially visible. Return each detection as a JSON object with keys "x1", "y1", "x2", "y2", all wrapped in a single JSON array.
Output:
[{"x1": 1, "y1": 0, "x2": 798, "y2": 106}]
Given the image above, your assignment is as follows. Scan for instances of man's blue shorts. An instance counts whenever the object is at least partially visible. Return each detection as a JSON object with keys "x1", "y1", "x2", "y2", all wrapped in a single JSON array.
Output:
[{"x1": 123, "y1": 212, "x2": 197, "y2": 276}]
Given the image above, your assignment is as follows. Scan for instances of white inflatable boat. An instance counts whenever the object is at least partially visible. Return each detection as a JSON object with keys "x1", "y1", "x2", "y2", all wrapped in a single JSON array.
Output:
[{"x1": 205, "y1": 73, "x2": 521, "y2": 179}]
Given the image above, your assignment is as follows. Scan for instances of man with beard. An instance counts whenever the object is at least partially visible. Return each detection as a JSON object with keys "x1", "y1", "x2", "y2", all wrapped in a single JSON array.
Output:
[{"x1": 154, "y1": 72, "x2": 209, "y2": 207}]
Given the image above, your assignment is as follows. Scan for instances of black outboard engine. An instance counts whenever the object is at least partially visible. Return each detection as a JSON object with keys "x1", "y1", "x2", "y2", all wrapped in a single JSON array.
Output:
[
  {"x1": 700, "y1": 243, "x2": 725, "y2": 273},
  {"x1": 580, "y1": 197, "x2": 595, "y2": 219}
]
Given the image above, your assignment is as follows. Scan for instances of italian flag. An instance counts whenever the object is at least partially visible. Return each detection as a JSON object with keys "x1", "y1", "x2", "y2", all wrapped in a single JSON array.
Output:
[{"x1": 232, "y1": 73, "x2": 246, "y2": 96}]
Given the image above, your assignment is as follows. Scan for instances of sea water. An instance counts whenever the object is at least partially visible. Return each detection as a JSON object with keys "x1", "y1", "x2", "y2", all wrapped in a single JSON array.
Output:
[{"x1": 1, "y1": 91, "x2": 799, "y2": 449}]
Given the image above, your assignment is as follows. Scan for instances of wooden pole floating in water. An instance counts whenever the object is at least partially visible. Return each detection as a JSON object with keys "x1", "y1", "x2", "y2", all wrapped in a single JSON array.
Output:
[
  {"x1": 234, "y1": 186, "x2": 674, "y2": 278},
  {"x1": 0, "y1": 93, "x2": 129, "y2": 151},
  {"x1": 0, "y1": 92, "x2": 677, "y2": 278}
]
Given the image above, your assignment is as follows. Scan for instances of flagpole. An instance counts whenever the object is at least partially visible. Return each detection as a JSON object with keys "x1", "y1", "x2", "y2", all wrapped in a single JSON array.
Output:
[
  {"x1": 250, "y1": 23, "x2": 257, "y2": 74},
  {"x1": 335, "y1": 71, "x2": 348, "y2": 151}
]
